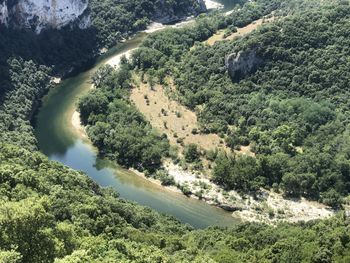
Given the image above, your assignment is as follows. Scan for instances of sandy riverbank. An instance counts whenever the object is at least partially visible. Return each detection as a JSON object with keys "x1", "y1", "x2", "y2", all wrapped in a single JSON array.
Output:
[
  {"x1": 204, "y1": 0, "x2": 224, "y2": 10},
  {"x1": 106, "y1": 49, "x2": 135, "y2": 68},
  {"x1": 71, "y1": 111, "x2": 88, "y2": 139}
]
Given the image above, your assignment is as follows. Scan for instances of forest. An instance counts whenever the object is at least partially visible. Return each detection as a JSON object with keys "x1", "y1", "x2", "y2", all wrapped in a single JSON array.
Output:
[
  {"x1": 0, "y1": 0, "x2": 350, "y2": 262},
  {"x1": 125, "y1": 0, "x2": 350, "y2": 207},
  {"x1": 0, "y1": 0, "x2": 203, "y2": 99},
  {"x1": 0, "y1": 143, "x2": 348, "y2": 262},
  {"x1": 89, "y1": 0, "x2": 206, "y2": 48},
  {"x1": 0, "y1": 58, "x2": 51, "y2": 150},
  {"x1": 79, "y1": 0, "x2": 285, "y2": 177},
  {"x1": 78, "y1": 63, "x2": 170, "y2": 172}
]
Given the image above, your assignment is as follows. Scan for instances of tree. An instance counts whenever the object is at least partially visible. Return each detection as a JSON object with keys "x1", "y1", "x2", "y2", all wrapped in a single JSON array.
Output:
[
  {"x1": 230, "y1": 155, "x2": 261, "y2": 191},
  {"x1": 213, "y1": 153, "x2": 235, "y2": 187},
  {"x1": 321, "y1": 189, "x2": 342, "y2": 208},
  {"x1": 0, "y1": 198, "x2": 56, "y2": 263},
  {"x1": 184, "y1": 144, "x2": 200, "y2": 163},
  {"x1": 282, "y1": 173, "x2": 301, "y2": 197},
  {"x1": 78, "y1": 91, "x2": 109, "y2": 125},
  {"x1": 0, "y1": 250, "x2": 22, "y2": 263}
]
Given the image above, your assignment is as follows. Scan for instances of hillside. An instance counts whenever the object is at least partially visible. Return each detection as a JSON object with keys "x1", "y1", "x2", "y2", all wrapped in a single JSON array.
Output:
[
  {"x1": 0, "y1": 0, "x2": 205, "y2": 99},
  {"x1": 109, "y1": 0, "x2": 350, "y2": 209},
  {"x1": 0, "y1": 0, "x2": 350, "y2": 262},
  {"x1": 0, "y1": 142, "x2": 348, "y2": 262}
]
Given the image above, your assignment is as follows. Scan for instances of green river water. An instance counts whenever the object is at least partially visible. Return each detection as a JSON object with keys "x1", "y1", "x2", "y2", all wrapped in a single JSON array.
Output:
[{"x1": 34, "y1": 1, "x2": 240, "y2": 229}]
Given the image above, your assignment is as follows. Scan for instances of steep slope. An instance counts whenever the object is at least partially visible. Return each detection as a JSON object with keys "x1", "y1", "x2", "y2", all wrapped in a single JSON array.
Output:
[
  {"x1": 124, "y1": 0, "x2": 350, "y2": 208},
  {"x1": 89, "y1": 0, "x2": 206, "y2": 48},
  {"x1": 0, "y1": 0, "x2": 89, "y2": 33},
  {"x1": 0, "y1": 0, "x2": 349, "y2": 262}
]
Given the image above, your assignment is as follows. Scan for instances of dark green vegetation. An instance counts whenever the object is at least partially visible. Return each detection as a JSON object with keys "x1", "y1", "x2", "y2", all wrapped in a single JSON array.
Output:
[
  {"x1": 0, "y1": 58, "x2": 51, "y2": 150},
  {"x1": 78, "y1": 64, "x2": 170, "y2": 172},
  {"x1": 89, "y1": 0, "x2": 206, "y2": 48},
  {"x1": 0, "y1": 26, "x2": 97, "y2": 96},
  {"x1": 129, "y1": 0, "x2": 350, "y2": 208},
  {"x1": 80, "y1": 0, "x2": 282, "y2": 173},
  {"x1": 0, "y1": 0, "x2": 202, "y2": 97},
  {"x1": 132, "y1": 0, "x2": 281, "y2": 73},
  {"x1": 0, "y1": 143, "x2": 349, "y2": 262},
  {"x1": 0, "y1": 0, "x2": 350, "y2": 262}
]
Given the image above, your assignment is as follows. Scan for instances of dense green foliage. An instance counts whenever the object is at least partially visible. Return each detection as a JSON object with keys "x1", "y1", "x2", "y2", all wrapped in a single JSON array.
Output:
[
  {"x1": 131, "y1": 0, "x2": 282, "y2": 73},
  {"x1": 0, "y1": 142, "x2": 349, "y2": 262},
  {"x1": 89, "y1": 0, "x2": 205, "y2": 48},
  {"x1": 0, "y1": 143, "x2": 189, "y2": 262},
  {"x1": 186, "y1": 1, "x2": 350, "y2": 205},
  {"x1": 0, "y1": 145, "x2": 349, "y2": 262},
  {"x1": 0, "y1": 27, "x2": 96, "y2": 97},
  {"x1": 0, "y1": 58, "x2": 51, "y2": 150},
  {"x1": 0, "y1": 0, "x2": 203, "y2": 98},
  {"x1": 1, "y1": 0, "x2": 350, "y2": 262},
  {"x1": 78, "y1": 64, "x2": 170, "y2": 172},
  {"x1": 130, "y1": 0, "x2": 350, "y2": 206}
]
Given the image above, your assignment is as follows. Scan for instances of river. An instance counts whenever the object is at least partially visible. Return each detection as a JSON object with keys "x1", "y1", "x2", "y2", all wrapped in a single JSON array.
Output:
[{"x1": 34, "y1": 1, "x2": 240, "y2": 229}]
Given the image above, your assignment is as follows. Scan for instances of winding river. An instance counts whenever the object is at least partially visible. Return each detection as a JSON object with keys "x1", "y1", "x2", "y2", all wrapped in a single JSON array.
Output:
[{"x1": 34, "y1": 0, "x2": 240, "y2": 229}]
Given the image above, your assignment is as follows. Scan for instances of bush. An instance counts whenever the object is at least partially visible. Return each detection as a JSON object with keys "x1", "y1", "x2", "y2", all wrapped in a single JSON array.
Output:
[
  {"x1": 180, "y1": 184, "x2": 192, "y2": 196},
  {"x1": 157, "y1": 171, "x2": 176, "y2": 186},
  {"x1": 184, "y1": 144, "x2": 200, "y2": 163}
]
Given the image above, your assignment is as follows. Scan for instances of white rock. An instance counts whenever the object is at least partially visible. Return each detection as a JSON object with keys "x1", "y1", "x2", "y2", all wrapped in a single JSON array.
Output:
[
  {"x1": 0, "y1": 1, "x2": 8, "y2": 26},
  {"x1": 0, "y1": 0, "x2": 89, "y2": 33},
  {"x1": 204, "y1": 0, "x2": 223, "y2": 10}
]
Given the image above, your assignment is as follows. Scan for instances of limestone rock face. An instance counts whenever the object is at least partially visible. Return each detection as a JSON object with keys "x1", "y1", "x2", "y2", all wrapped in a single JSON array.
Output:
[
  {"x1": 225, "y1": 49, "x2": 263, "y2": 81},
  {"x1": 0, "y1": 1, "x2": 8, "y2": 25},
  {"x1": 0, "y1": 0, "x2": 89, "y2": 33},
  {"x1": 153, "y1": 0, "x2": 207, "y2": 24}
]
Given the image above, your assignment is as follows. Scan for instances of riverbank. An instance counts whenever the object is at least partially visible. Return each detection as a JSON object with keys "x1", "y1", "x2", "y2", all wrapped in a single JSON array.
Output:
[
  {"x1": 134, "y1": 158, "x2": 333, "y2": 224},
  {"x1": 163, "y1": 161, "x2": 334, "y2": 224},
  {"x1": 123, "y1": 157, "x2": 334, "y2": 224},
  {"x1": 71, "y1": 100, "x2": 334, "y2": 224},
  {"x1": 69, "y1": 6, "x2": 335, "y2": 224}
]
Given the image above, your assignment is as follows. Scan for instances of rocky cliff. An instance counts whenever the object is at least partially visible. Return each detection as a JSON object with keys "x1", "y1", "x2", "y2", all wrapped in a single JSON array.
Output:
[
  {"x1": 225, "y1": 49, "x2": 263, "y2": 81},
  {"x1": 0, "y1": 0, "x2": 89, "y2": 33}
]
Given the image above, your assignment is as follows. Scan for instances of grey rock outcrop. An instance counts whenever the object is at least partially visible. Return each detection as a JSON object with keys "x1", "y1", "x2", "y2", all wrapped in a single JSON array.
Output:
[
  {"x1": 225, "y1": 49, "x2": 263, "y2": 81},
  {"x1": 0, "y1": 0, "x2": 90, "y2": 33}
]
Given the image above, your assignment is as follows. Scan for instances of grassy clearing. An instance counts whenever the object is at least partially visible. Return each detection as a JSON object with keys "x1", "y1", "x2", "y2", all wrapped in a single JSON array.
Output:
[
  {"x1": 131, "y1": 76, "x2": 231, "y2": 155},
  {"x1": 206, "y1": 16, "x2": 276, "y2": 46}
]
